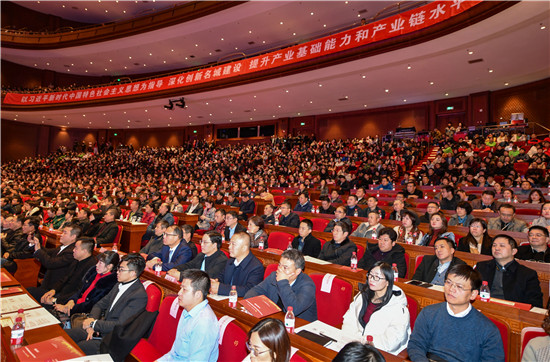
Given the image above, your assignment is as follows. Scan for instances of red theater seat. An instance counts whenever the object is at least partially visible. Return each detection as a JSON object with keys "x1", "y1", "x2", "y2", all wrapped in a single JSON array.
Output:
[
  {"x1": 521, "y1": 327, "x2": 546, "y2": 359},
  {"x1": 143, "y1": 281, "x2": 164, "y2": 313},
  {"x1": 268, "y1": 231, "x2": 294, "y2": 251},
  {"x1": 264, "y1": 263, "x2": 278, "y2": 279},
  {"x1": 406, "y1": 295, "x2": 419, "y2": 331},
  {"x1": 311, "y1": 218, "x2": 330, "y2": 232},
  {"x1": 218, "y1": 318, "x2": 248, "y2": 362},
  {"x1": 310, "y1": 274, "x2": 353, "y2": 328},
  {"x1": 488, "y1": 316, "x2": 509, "y2": 362}
]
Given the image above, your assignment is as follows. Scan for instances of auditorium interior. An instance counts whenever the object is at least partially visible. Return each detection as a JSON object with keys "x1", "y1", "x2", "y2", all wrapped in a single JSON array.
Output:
[{"x1": 1, "y1": 1, "x2": 550, "y2": 361}]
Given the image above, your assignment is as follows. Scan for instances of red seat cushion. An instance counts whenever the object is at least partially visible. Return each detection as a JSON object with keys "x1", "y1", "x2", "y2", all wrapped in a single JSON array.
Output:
[{"x1": 132, "y1": 340, "x2": 163, "y2": 361}]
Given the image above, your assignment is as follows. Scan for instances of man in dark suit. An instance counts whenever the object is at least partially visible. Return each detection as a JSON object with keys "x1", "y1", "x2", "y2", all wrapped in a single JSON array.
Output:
[
  {"x1": 92, "y1": 209, "x2": 120, "y2": 247},
  {"x1": 238, "y1": 193, "x2": 256, "y2": 220},
  {"x1": 291, "y1": 219, "x2": 322, "y2": 258},
  {"x1": 27, "y1": 224, "x2": 82, "y2": 302},
  {"x1": 168, "y1": 231, "x2": 228, "y2": 281},
  {"x1": 145, "y1": 225, "x2": 192, "y2": 271},
  {"x1": 127, "y1": 200, "x2": 143, "y2": 222},
  {"x1": 66, "y1": 253, "x2": 148, "y2": 355},
  {"x1": 412, "y1": 237, "x2": 466, "y2": 286},
  {"x1": 278, "y1": 201, "x2": 300, "y2": 228},
  {"x1": 245, "y1": 249, "x2": 317, "y2": 322},
  {"x1": 185, "y1": 196, "x2": 204, "y2": 215},
  {"x1": 1, "y1": 216, "x2": 38, "y2": 274},
  {"x1": 470, "y1": 190, "x2": 501, "y2": 213},
  {"x1": 358, "y1": 227, "x2": 407, "y2": 277},
  {"x1": 210, "y1": 232, "x2": 264, "y2": 297},
  {"x1": 475, "y1": 234, "x2": 543, "y2": 307},
  {"x1": 223, "y1": 211, "x2": 246, "y2": 241}
]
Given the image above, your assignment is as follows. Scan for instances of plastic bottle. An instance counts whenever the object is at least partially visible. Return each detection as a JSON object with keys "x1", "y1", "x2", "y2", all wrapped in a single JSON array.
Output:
[
  {"x1": 222, "y1": 235, "x2": 225, "y2": 243},
  {"x1": 365, "y1": 335, "x2": 374, "y2": 346},
  {"x1": 258, "y1": 240, "x2": 264, "y2": 251},
  {"x1": 287, "y1": 242, "x2": 293, "y2": 251},
  {"x1": 354, "y1": 209, "x2": 358, "y2": 217},
  {"x1": 154, "y1": 261, "x2": 162, "y2": 276},
  {"x1": 480, "y1": 281, "x2": 490, "y2": 302},
  {"x1": 275, "y1": 217, "x2": 279, "y2": 226},
  {"x1": 49, "y1": 224, "x2": 53, "y2": 232},
  {"x1": 111, "y1": 243, "x2": 118, "y2": 253},
  {"x1": 10, "y1": 317, "x2": 24, "y2": 348},
  {"x1": 406, "y1": 236, "x2": 413, "y2": 245},
  {"x1": 229, "y1": 286, "x2": 238, "y2": 308},
  {"x1": 392, "y1": 263, "x2": 398, "y2": 282},
  {"x1": 284, "y1": 307, "x2": 295, "y2": 334},
  {"x1": 371, "y1": 232, "x2": 377, "y2": 240},
  {"x1": 350, "y1": 252, "x2": 357, "y2": 271},
  {"x1": 315, "y1": 206, "x2": 319, "y2": 214},
  {"x1": 16, "y1": 309, "x2": 26, "y2": 328}
]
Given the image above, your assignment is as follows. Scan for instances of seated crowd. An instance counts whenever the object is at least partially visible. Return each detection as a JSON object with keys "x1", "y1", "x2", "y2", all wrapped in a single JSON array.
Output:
[{"x1": 1, "y1": 133, "x2": 549, "y2": 361}]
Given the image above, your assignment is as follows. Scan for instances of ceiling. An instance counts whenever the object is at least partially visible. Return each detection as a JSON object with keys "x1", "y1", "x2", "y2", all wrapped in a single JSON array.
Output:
[{"x1": 1, "y1": 1, "x2": 549, "y2": 131}]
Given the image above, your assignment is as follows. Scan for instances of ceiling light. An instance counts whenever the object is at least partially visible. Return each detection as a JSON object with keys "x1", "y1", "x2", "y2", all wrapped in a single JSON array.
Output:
[
  {"x1": 504, "y1": 82, "x2": 509, "y2": 86},
  {"x1": 445, "y1": 93, "x2": 449, "y2": 96},
  {"x1": 280, "y1": 22, "x2": 283, "y2": 25},
  {"x1": 541, "y1": 23, "x2": 546, "y2": 30},
  {"x1": 407, "y1": 65, "x2": 411, "y2": 69},
  {"x1": 385, "y1": 89, "x2": 389, "y2": 93},
  {"x1": 488, "y1": 69, "x2": 494, "y2": 73},
  {"x1": 429, "y1": 81, "x2": 434, "y2": 85}
]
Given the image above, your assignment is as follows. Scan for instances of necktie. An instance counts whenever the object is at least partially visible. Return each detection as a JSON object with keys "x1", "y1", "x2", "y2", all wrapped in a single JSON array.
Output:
[
  {"x1": 200, "y1": 255, "x2": 207, "y2": 271},
  {"x1": 168, "y1": 248, "x2": 175, "y2": 263}
]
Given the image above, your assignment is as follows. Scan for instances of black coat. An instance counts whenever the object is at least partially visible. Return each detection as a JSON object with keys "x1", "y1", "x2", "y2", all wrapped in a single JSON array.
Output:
[
  {"x1": 318, "y1": 237, "x2": 357, "y2": 266},
  {"x1": 291, "y1": 234, "x2": 322, "y2": 258},
  {"x1": 94, "y1": 221, "x2": 119, "y2": 246},
  {"x1": 358, "y1": 243, "x2": 407, "y2": 278},
  {"x1": 279, "y1": 212, "x2": 301, "y2": 228},
  {"x1": 475, "y1": 259, "x2": 543, "y2": 308},
  {"x1": 53, "y1": 255, "x2": 98, "y2": 304},
  {"x1": 68, "y1": 267, "x2": 119, "y2": 314},
  {"x1": 224, "y1": 223, "x2": 247, "y2": 241},
  {"x1": 34, "y1": 243, "x2": 76, "y2": 291},
  {"x1": 412, "y1": 255, "x2": 466, "y2": 283},
  {"x1": 175, "y1": 250, "x2": 228, "y2": 280}
]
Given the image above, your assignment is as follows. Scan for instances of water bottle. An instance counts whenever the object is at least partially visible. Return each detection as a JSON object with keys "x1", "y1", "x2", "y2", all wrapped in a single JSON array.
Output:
[
  {"x1": 49, "y1": 224, "x2": 53, "y2": 232},
  {"x1": 284, "y1": 307, "x2": 295, "y2": 334},
  {"x1": 258, "y1": 240, "x2": 264, "y2": 251},
  {"x1": 229, "y1": 286, "x2": 238, "y2": 308},
  {"x1": 275, "y1": 217, "x2": 279, "y2": 226},
  {"x1": 315, "y1": 206, "x2": 319, "y2": 214},
  {"x1": 424, "y1": 195, "x2": 428, "y2": 199},
  {"x1": 354, "y1": 209, "x2": 358, "y2": 217},
  {"x1": 10, "y1": 316, "x2": 24, "y2": 349},
  {"x1": 372, "y1": 232, "x2": 377, "y2": 240},
  {"x1": 350, "y1": 252, "x2": 357, "y2": 271},
  {"x1": 376, "y1": 191, "x2": 380, "y2": 198},
  {"x1": 480, "y1": 281, "x2": 490, "y2": 302},
  {"x1": 406, "y1": 236, "x2": 413, "y2": 245},
  {"x1": 287, "y1": 242, "x2": 292, "y2": 251},
  {"x1": 16, "y1": 309, "x2": 26, "y2": 328},
  {"x1": 154, "y1": 261, "x2": 162, "y2": 276},
  {"x1": 392, "y1": 263, "x2": 398, "y2": 281},
  {"x1": 365, "y1": 335, "x2": 374, "y2": 346}
]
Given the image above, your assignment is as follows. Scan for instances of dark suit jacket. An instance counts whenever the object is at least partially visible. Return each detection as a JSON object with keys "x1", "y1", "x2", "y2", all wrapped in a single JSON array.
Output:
[
  {"x1": 94, "y1": 221, "x2": 119, "y2": 246},
  {"x1": 358, "y1": 243, "x2": 407, "y2": 278},
  {"x1": 53, "y1": 256, "x2": 98, "y2": 303},
  {"x1": 224, "y1": 223, "x2": 247, "y2": 241},
  {"x1": 6, "y1": 232, "x2": 34, "y2": 259},
  {"x1": 279, "y1": 212, "x2": 301, "y2": 228},
  {"x1": 239, "y1": 199, "x2": 256, "y2": 218},
  {"x1": 475, "y1": 259, "x2": 543, "y2": 307},
  {"x1": 261, "y1": 214, "x2": 275, "y2": 225},
  {"x1": 90, "y1": 279, "x2": 148, "y2": 335},
  {"x1": 185, "y1": 203, "x2": 203, "y2": 215},
  {"x1": 318, "y1": 238, "x2": 357, "y2": 266},
  {"x1": 148, "y1": 242, "x2": 192, "y2": 271},
  {"x1": 470, "y1": 199, "x2": 501, "y2": 212},
  {"x1": 34, "y1": 243, "x2": 76, "y2": 290},
  {"x1": 245, "y1": 272, "x2": 318, "y2": 322},
  {"x1": 412, "y1": 255, "x2": 466, "y2": 283},
  {"x1": 68, "y1": 268, "x2": 118, "y2": 315},
  {"x1": 175, "y1": 250, "x2": 228, "y2": 280},
  {"x1": 292, "y1": 234, "x2": 322, "y2": 258},
  {"x1": 345, "y1": 206, "x2": 364, "y2": 217},
  {"x1": 218, "y1": 252, "x2": 264, "y2": 297},
  {"x1": 323, "y1": 217, "x2": 353, "y2": 233}
]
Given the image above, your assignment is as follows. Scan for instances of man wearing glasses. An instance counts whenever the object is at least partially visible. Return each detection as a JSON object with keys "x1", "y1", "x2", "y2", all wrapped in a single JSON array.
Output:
[
  {"x1": 408, "y1": 264, "x2": 504, "y2": 361},
  {"x1": 145, "y1": 225, "x2": 192, "y2": 272},
  {"x1": 487, "y1": 204, "x2": 528, "y2": 232},
  {"x1": 66, "y1": 253, "x2": 148, "y2": 355},
  {"x1": 244, "y1": 249, "x2": 317, "y2": 322},
  {"x1": 223, "y1": 210, "x2": 246, "y2": 241},
  {"x1": 278, "y1": 201, "x2": 301, "y2": 228},
  {"x1": 167, "y1": 231, "x2": 228, "y2": 281},
  {"x1": 516, "y1": 226, "x2": 550, "y2": 262},
  {"x1": 158, "y1": 270, "x2": 219, "y2": 362}
]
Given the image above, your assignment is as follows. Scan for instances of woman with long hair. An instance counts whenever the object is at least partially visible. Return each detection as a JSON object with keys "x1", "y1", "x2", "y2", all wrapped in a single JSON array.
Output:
[
  {"x1": 418, "y1": 212, "x2": 455, "y2": 246},
  {"x1": 341, "y1": 261, "x2": 410, "y2": 355},
  {"x1": 456, "y1": 218, "x2": 493, "y2": 255},
  {"x1": 393, "y1": 210, "x2": 423, "y2": 244},
  {"x1": 526, "y1": 189, "x2": 547, "y2": 204},
  {"x1": 532, "y1": 202, "x2": 550, "y2": 229},
  {"x1": 247, "y1": 216, "x2": 268, "y2": 248},
  {"x1": 246, "y1": 318, "x2": 290, "y2": 362}
]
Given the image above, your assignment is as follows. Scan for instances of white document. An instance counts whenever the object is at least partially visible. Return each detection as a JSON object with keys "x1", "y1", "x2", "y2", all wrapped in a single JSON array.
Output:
[
  {"x1": 295, "y1": 320, "x2": 357, "y2": 352},
  {"x1": 62, "y1": 354, "x2": 114, "y2": 361},
  {"x1": 304, "y1": 256, "x2": 332, "y2": 265},
  {"x1": 208, "y1": 294, "x2": 230, "y2": 301},
  {"x1": 0, "y1": 294, "x2": 40, "y2": 313},
  {"x1": 2, "y1": 307, "x2": 60, "y2": 330}
]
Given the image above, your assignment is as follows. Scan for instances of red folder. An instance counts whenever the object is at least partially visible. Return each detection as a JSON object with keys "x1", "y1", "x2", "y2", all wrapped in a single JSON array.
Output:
[
  {"x1": 15, "y1": 336, "x2": 84, "y2": 361},
  {"x1": 239, "y1": 295, "x2": 282, "y2": 318}
]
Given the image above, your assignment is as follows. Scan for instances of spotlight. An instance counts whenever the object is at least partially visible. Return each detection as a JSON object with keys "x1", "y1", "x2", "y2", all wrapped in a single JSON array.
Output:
[
  {"x1": 175, "y1": 97, "x2": 186, "y2": 108},
  {"x1": 164, "y1": 100, "x2": 174, "y2": 110}
]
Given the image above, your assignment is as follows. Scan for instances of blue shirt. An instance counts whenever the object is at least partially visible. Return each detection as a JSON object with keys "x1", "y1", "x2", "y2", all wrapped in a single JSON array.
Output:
[{"x1": 158, "y1": 299, "x2": 219, "y2": 361}]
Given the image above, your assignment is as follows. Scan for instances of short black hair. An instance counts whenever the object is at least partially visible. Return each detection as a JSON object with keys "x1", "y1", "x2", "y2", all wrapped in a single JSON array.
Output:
[
  {"x1": 333, "y1": 341, "x2": 385, "y2": 362},
  {"x1": 121, "y1": 253, "x2": 146, "y2": 277},
  {"x1": 181, "y1": 269, "x2": 210, "y2": 299},
  {"x1": 204, "y1": 231, "x2": 222, "y2": 249},
  {"x1": 528, "y1": 225, "x2": 550, "y2": 238},
  {"x1": 76, "y1": 237, "x2": 95, "y2": 254},
  {"x1": 447, "y1": 264, "x2": 482, "y2": 291},
  {"x1": 456, "y1": 201, "x2": 473, "y2": 214},
  {"x1": 492, "y1": 234, "x2": 518, "y2": 249},
  {"x1": 281, "y1": 249, "x2": 305, "y2": 270},
  {"x1": 378, "y1": 227, "x2": 397, "y2": 241},
  {"x1": 300, "y1": 219, "x2": 313, "y2": 231}
]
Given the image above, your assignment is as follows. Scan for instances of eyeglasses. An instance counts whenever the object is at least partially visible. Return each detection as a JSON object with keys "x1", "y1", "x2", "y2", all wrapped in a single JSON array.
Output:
[
  {"x1": 163, "y1": 233, "x2": 179, "y2": 237},
  {"x1": 200, "y1": 240, "x2": 212, "y2": 244},
  {"x1": 246, "y1": 341, "x2": 270, "y2": 357},
  {"x1": 278, "y1": 263, "x2": 293, "y2": 272},
  {"x1": 528, "y1": 233, "x2": 546, "y2": 238},
  {"x1": 367, "y1": 273, "x2": 386, "y2": 282},
  {"x1": 444, "y1": 279, "x2": 471, "y2": 292},
  {"x1": 117, "y1": 268, "x2": 132, "y2": 273}
]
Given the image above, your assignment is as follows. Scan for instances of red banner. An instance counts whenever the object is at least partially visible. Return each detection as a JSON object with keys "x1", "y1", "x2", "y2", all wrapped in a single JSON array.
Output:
[{"x1": 3, "y1": 1, "x2": 482, "y2": 106}]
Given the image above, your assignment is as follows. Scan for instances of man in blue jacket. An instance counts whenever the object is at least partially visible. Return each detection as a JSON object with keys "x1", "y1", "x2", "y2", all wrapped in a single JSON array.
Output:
[
  {"x1": 244, "y1": 249, "x2": 317, "y2": 322},
  {"x1": 145, "y1": 225, "x2": 192, "y2": 271},
  {"x1": 294, "y1": 193, "x2": 313, "y2": 213}
]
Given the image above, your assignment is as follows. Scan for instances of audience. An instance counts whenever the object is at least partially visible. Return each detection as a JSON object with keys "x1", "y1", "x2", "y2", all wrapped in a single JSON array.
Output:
[
  {"x1": 291, "y1": 219, "x2": 322, "y2": 258},
  {"x1": 246, "y1": 318, "x2": 291, "y2": 362},
  {"x1": 332, "y1": 341, "x2": 385, "y2": 362},
  {"x1": 521, "y1": 308, "x2": 550, "y2": 362},
  {"x1": 516, "y1": 226, "x2": 550, "y2": 262},
  {"x1": 456, "y1": 218, "x2": 493, "y2": 255},
  {"x1": 358, "y1": 228, "x2": 407, "y2": 278},
  {"x1": 323, "y1": 206, "x2": 353, "y2": 233},
  {"x1": 145, "y1": 225, "x2": 193, "y2": 272},
  {"x1": 278, "y1": 201, "x2": 301, "y2": 228},
  {"x1": 224, "y1": 210, "x2": 246, "y2": 241},
  {"x1": 412, "y1": 238, "x2": 466, "y2": 286},
  {"x1": 341, "y1": 261, "x2": 410, "y2": 355},
  {"x1": 487, "y1": 204, "x2": 528, "y2": 232},
  {"x1": 247, "y1": 215, "x2": 268, "y2": 248},
  {"x1": 447, "y1": 201, "x2": 473, "y2": 227},
  {"x1": 351, "y1": 211, "x2": 384, "y2": 239},
  {"x1": 394, "y1": 210, "x2": 423, "y2": 245},
  {"x1": 418, "y1": 213, "x2": 455, "y2": 246},
  {"x1": 531, "y1": 201, "x2": 550, "y2": 229}
]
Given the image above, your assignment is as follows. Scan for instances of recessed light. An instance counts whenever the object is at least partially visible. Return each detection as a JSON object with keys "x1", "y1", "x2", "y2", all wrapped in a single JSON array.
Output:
[
  {"x1": 504, "y1": 82, "x2": 509, "y2": 86},
  {"x1": 280, "y1": 21, "x2": 283, "y2": 25},
  {"x1": 429, "y1": 81, "x2": 434, "y2": 85},
  {"x1": 407, "y1": 65, "x2": 411, "y2": 69},
  {"x1": 310, "y1": 12, "x2": 314, "y2": 15},
  {"x1": 385, "y1": 89, "x2": 389, "y2": 93},
  {"x1": 445, "y1": 93, "x2": 449, "y2": 96},
  {"x1": 488, "y1": 69, "x2": 494, "y2": 73}
]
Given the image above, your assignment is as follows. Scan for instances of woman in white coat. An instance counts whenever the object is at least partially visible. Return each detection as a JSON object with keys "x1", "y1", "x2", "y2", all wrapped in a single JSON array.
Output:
[{"x1": 341, "y1": 261, "x2": 410, "y2": 355}]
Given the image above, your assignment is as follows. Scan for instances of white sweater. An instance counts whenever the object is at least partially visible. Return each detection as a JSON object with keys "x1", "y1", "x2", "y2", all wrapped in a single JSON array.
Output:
[{"x1": 341, "y1": 285, "x2": 410, "y2": 355}]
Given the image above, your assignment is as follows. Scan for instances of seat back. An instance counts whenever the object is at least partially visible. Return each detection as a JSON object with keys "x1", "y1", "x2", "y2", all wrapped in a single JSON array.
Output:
[
  {"x1": 311, "y1": 218, "x2": 330, "y2": 232},
  {"x1": 356, "y1": 244, "x2": 365, "y2": 260},
  {"x1": 143, "y1": 281, "x2": 164, "y2": 312},
  {"x1": 318, "y1": 238, "x2": 327, "y2": 248},
  {"x1": 521, "y1": 327, "x2": 546, "y2": 359},
  {"x1": 487, "y1": 316, "x2": 509, "y2": 362},
  {"x1": 143, "y1": 295, "x2": 183, "y2": 355},
  {"x1": 415, "y1": 255, "x2": 424, "y2": 271},
  {"x1": 267, "y1": 231, "x2": 294, "y2": 251},
  {"x1": 404, "y1": 252, "x2": 410, "y2": 278},
  {"x1": 274, "y1": 196, "x2": 286, "y2": 205},
  {"x1": 351, "y1": 222, "x2": 359, "y2": 232},
  {"x1": 264, "y1": 263, "x2": 278, "y2": 279},
  {"x1": 406, "y1": 295, "x2": 419, "y2": 331},
  {"x1": 218, "y1": 318, "x2": 248, "y2": 362},
  {"x1": 14, "y1": 259, "x2": 42, "y2": 288},
  {"x1": 516, "y1": 208, "x2": 540, "y2": 216},
  {"x1": 114, "y1": 224, "x2": 123, "y2": 245},
  {"x1": 310, "y1": 274, "x2": 353, "y2": 328}
]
